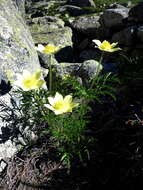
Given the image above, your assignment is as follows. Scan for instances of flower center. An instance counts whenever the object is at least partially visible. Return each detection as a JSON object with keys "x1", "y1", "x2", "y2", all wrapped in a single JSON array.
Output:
[
  {"x1": 23, "y1": 78, "x2": 36, "y2": 88},
  {"x1": 100, "y1": 41, "x2": 111, "y2": 50},
  {"x1": 53, "y1": 101, "x2": 66, "y2": 110},
  {"x1": 43, "y1": 45, "x2": 57, "y2": 54}
]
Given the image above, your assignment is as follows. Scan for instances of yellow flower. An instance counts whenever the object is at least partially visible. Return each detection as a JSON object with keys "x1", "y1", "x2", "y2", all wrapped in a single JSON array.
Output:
[
  {"x1": 93, "y1": 39, "x2": 121, "y2": 52},
  {"x1": 45, "y1": 92, "x2": 79, "y2": 115},
  {"x1": 14, "y1": 70, "x2": 45, "y2": 91},
  {"x1": 35, "y1": 44, "x2": 59, "y2": 54}
]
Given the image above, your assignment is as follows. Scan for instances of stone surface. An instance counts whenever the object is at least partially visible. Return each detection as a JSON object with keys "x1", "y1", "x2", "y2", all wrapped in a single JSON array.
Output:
[
  {"x1": 29, "y1": 16, "x2": 65, "y2": 29},
  {"x1": 53, "y1": 62, "x2": 81, "y2": 83},
  {"x1": 51, "y1": 59, "x2": 102, "y2": 84},
  {"x1": 112, "y1": 26, "x2": 137, "y2": 46},
  {"x1": 71, "y1": 14, "x2": 101, "y2": 38},
  {"x1": 129, "y1": 2, "x2": 143, "y2": 23},
  {"x1": 78, "y1": 60, "x2": 103, "y2": 83},
  {"x1": 57, "y1": 5, "x2": 93, "y2": 16},
  {"x1": 26, "y1": 0, "x2": 66, "y2": 18},
  {"x1": 0, "y1": 0, "x2": 41, "y2": 161},
  {"x1": 0, "y1": 0, "x2": 40, "y2": 80},
  {"x1": 0, "y1": 93, "x2": 18, "y2": 162},
  {"x1": 29, "y1": 16, "x2": 73, "y2": 62},
  {"x1": 12, "y1": 0, "x2": 26, "y2": 16},
  {"x1": 107, "y1": 3, "x2": 128, "y2": 9},
  {"x1": 38, "y1": 52, "x2": 59, "y2": 69},
  {"x1": 0, "y1": 140, "x2": 17, "y2": 161},
  {"x1": 100, "y1": 7, "x2": 129, "y2": 29}
]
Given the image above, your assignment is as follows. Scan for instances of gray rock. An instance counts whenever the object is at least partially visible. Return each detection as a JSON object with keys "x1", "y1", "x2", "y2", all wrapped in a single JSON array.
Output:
[
  {"x1": 78, "y1": 60, "x2": 103, "y2": 83},
  {"x1": 0, "y1": 0, "x2": 41, "y2": 160},
  {"x1": 0, "y1": 140, "x2": 17, "y2": 163},
  {"x1": 67, "y1": 0, "x2": 95, "y2": 7},
  {"x1": 13, "y1": 0, "x2": 25, "y2": 16},
  {"x1": 100, "y1": 8, "x2": 129, "y2": 29},
  {"x1": 29, "y1": 1, "x2": 52, "y2": 10},
  {"x1": 26, "y1": 0, "x2": 66, "y2": 18},
  {"x1": 71, "y1": 14, "x2": 101, "y2": 38},
  {"x1": 52, "y1": 59, "x2": 102, "y2": 84},
  {"x1": 107, "y1": 3, "x2": 127, "y2": 9},
  {"x1": 57, "y1": 5, "x2": 94, "y2": 16},
  {"x1": 112, "y1": 26, "x2": 136, "y2": 46},
  {"x1": 55, "y1": 62, "x2": 81, "y2": 78},
  {"x1": 0, "y1": 0, "x2": 40, "y2": 80},
  {"x1": 38, "y1": 53, "x2": 59, "y2": 69},
  {"x1": 129, "y1": 2, "x2": 143, "y2": 23},
  {"x1": 0, "y1": 94, "x2": 18, "y2": 161},
  {"x1": 137, "y1": 25, "x2": 143, "y2": 42},
  {"x1": 30, "y1": 16, "x2": 65, "y2": 29}
]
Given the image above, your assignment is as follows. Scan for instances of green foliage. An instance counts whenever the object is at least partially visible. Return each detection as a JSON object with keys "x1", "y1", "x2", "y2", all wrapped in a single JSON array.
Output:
[
  {"x1": 44, "y1": 73, "x2": 119, "y2": 165},
  {"x1": 56, "y1": 73, "x2": 119, "y2": 102},
  {"x1": 44, "y1": 103, "x2": 91, "y2": 166},
  {"x1": 0, "y1": 69, "x2": 119, "y2": 166}
]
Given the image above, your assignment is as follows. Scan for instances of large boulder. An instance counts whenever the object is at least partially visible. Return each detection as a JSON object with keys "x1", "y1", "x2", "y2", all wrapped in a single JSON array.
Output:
[
  {"x1": 100, "y1": 7, "x2": 129, "y2": 29},
  {"x1": 12, "y1": 0, "x2": 26, "y2": 16},
  {"x1": 70, "y1": 14, "x2": 101, "y2": 38},
  {"x1": 111, "y1": 26, "x2": 137, "y2": 46},
  {"x1": 0, "y1": 0, "x2": 41, "y2": 163},
  {"x1": 0, "y1": 0, "x2": 40, "y2": 80}
]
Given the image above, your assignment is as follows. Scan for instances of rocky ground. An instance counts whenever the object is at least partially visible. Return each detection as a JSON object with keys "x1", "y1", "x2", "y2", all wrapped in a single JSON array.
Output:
[{"x1": 1, "y1": 0, "x2": 143, "y2": 189}]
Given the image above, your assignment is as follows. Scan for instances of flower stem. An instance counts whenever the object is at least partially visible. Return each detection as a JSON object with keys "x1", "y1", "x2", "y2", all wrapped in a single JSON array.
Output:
[
  {"x1": 49, "y1": 55, "x2": 52, "y2": 92},
  {"x1": 34, "y1": 90, "x2": 46, "y2": 120}
]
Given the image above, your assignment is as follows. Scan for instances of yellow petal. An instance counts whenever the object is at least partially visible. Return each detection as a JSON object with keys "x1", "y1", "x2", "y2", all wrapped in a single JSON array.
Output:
[
  {"x1": 36, "y1": 79, "x2": 45, "y2": 88},
  {"x1": 109, "y1": 47, "x2": 121, "y2": 52},
  {"x1": 64, "y1": 95, "x2": 72, "y2": 103},
  {"x1": 43, "y1": 45, "x2": 58, "y2": 54},
  {"x1": 46, "y1": 93, "x2": 79, "y2": 115},
  {"x1": 111, "y1": 42, "x2": 118, "y2": 48},
  {"x1": 100, "y1": 41, "x2": 111, "y2": 49},
  {"x1": 72, "y1": 102, "x2": 79, "y2": 108}
]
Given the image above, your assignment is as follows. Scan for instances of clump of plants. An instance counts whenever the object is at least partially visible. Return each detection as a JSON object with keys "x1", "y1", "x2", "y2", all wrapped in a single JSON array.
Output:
[{"x1": 2, "y1": 40, "x2": 121, "y2": 167}]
